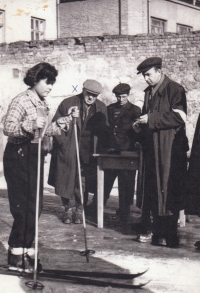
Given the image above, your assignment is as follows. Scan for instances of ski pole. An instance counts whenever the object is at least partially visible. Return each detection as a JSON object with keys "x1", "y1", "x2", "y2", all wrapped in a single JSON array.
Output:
[
  {"x1": 73, "y1": 117, "x2": 95, "y2": 263},
  {"x1": 26, "y1": 128, "x2": 44, "y2": 290}
]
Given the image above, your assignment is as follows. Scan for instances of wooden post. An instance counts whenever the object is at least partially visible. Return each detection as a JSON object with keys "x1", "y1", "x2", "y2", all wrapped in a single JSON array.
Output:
[{"x1": 179, "y1": 210, "x2": 186, "y2": 228}]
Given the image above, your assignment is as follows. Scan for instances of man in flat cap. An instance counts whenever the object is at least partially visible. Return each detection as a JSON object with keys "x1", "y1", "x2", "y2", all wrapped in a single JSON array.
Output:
[
  {"x1": 48, "y1": 79, "x2": 109, "y2": 224},
  {"x1": 101, "y1": 83, "x2": 141, "y2": 221},
  {"x1": 104, "y1": 83, "x2": 141, "y2": 221},
  {"x1": 135, "y1": 57, "x2": 188, "y2": 247}
]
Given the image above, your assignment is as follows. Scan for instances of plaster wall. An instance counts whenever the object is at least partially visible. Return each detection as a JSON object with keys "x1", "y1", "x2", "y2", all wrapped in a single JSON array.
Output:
[
  {"x1": 127, "y1": 0, "x2": 148, "y2": 35},
  {"x1": 59, "y1": 0, "x2": 200, "y2": 37},
  {"x1": 0, "y1": 0, "x2": 57, "y2": 43},
  {"x1": 148, "y1": 0, "x2": 200, "y2": 32}
]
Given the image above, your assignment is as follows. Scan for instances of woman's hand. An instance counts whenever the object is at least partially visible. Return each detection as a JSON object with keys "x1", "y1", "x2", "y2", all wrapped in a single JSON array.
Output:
[{"x1": 33, "y1": 117, "x2": 46, "y2": 130}]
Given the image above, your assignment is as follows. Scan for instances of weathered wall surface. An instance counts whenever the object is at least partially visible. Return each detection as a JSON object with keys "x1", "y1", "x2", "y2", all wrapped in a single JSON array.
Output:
[
  {"x1": 59, "y1": 0, "x2": 200, "y2": 37},
  {"x1": 59, "y1": 0, "x2": 123, "y2": 37},
  {"x1": 147, "y1": 0, "x2": 200, "y2": 32},
  {"x1": 0, "y1": 0, "x2": 57, "y2": 43},
  {"x1": 127, "y1": 0, "x2": 148, "y2": 35},
  {"x1": 0, "y1": 31, "x2": 200, "y2": 159}
]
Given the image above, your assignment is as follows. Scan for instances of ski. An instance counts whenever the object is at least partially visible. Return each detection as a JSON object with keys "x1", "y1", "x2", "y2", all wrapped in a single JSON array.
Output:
[
  {"x1": 0, "y1": 266, "x2": 149, "y2": 289},
  {"x1": 43, "y1": 268, "x2": 148, "y2": 279}
]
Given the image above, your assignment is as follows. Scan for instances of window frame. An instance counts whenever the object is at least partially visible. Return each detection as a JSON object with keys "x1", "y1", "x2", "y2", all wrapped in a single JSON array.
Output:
[
  {"x1": 0, "y1": 10, "x2": 5, "y2": 43},
  {"x1": 177, "y1": 23, "x2": 193, "y2": 33},
  {"x1": 151, "y1": 17, "x2": 166, "y2": 34},
  {"x1": 31, "y1": 17, "x2": 45, "y2": 41},
  {"x1": 164, "y1": 0, "x2": 200, "y2": 8},
  {"x1": 176, "y1": 0, "x2": 194, "y2": 5},
  {"x1": 60, "y1": 0, "x2": 86, "y2": 3}
]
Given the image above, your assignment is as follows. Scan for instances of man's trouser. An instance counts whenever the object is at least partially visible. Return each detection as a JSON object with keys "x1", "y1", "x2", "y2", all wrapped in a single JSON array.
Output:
[{"x1": 104, "y1": 169, "x2": 136, "y2": 214}]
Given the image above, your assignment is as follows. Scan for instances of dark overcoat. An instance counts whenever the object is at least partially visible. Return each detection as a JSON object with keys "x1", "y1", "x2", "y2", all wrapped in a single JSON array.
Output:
[
  {"x1": 48, "y1": 94, "x2": 109, "y2": 199},
  {"x1": 185, "y1": 114, "x2": 200, "y2": 216},
  {"x1": 140, "y1": 75, "x2": 189, "y2": 216}
]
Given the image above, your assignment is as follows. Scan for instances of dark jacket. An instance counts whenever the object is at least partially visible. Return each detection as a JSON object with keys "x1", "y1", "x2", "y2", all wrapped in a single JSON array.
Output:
[
  {"x1": 185, "y1": 114, "x2": 200, "y2": 216},
  {"x1": 107, "y1": 101, "x2": 141, "y2": 151},
  {"x1": 48, "y1": 94, "x2": 109, "y2": 199},
  {"x1": 140, "y1": 75, "x2": 189, "y2": 216}
]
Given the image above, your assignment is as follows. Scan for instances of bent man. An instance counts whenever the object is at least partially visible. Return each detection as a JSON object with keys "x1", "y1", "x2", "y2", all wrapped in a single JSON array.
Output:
[{"x1": 48, "y1": 79, "x2": 109, "y2": 224}]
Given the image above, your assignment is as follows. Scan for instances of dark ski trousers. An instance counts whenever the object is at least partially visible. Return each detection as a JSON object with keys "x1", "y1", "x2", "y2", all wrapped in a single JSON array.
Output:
[{"x1": 3, "y1": 141, "x2": 44, "y2": 249}]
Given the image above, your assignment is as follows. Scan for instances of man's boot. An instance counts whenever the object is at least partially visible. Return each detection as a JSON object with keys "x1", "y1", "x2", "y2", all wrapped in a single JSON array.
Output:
[{"x1": 63, "y1": 206, "x2": 73, "y2": 224}]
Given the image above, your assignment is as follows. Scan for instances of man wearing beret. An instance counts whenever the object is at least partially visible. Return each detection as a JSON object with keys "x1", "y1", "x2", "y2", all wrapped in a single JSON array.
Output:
[
  {"x1": 102, "y1": 83, "x2": 141, "y2": 222},
  {"x1": 135, "y1": 57, "x2": 188, "y2": 247},
  {"x1": 48, "y1": 79, "x2": 110, "y2": 224}
]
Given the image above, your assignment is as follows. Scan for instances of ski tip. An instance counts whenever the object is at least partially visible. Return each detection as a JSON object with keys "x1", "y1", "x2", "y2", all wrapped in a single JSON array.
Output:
[
  {"x1": 132, "y1": 267, "x2": 148, "y2": 278},
  {"x1": 139, "y1": 279, "x2": 151, "y2": 287},
  {"x1": 133, "y1": 279, "x2": 151, "y2": 288}
]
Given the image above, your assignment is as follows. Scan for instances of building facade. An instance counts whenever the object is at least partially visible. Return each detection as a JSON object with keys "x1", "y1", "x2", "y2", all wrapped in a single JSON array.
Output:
[
  {"x1": 0, "y1": 0, "x2": 58, "y2": 43},
  {"x1": 0, "y1": 0, "x2": 199, "y2": 43},
  {"x1": 58, "y1": 0, "x2": 200, "y2": 37}
]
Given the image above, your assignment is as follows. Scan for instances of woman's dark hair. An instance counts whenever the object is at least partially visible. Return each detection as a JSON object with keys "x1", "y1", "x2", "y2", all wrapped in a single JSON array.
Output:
[{"x1": 24, "y1": 62, "x2": 58, "y2": 87}]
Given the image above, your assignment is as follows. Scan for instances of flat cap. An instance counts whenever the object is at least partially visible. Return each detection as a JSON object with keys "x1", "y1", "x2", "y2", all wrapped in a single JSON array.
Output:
[
  {"x1": 137, "y1": 57, "x2": 162, "y2": 74},
  {"x1": 112, "y1": 83, "x2": 131, "y2": 95},
  {"x1": 83, "y1": 79, "x2": 103, "y2": 95}
]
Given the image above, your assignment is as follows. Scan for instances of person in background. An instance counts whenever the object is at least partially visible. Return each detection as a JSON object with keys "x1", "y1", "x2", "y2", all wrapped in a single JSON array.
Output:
[
  {"x1": 3, "y1": 62, "x2": 70, "y2": 272},
  {"x1": 88, "y1": 83, "x2": 141, "y2": 222},
  {"x1": 48, "y1": 79, "x2": 110, "y2": 224},
  {"x1": 135, "y1": 57, "x2": 188, "y2": 247},
  {"x1": 185, "y1": 113, "x2": 200, "y2": 250}
]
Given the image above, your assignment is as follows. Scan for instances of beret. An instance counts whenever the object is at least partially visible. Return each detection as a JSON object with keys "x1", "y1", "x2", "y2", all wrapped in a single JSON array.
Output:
[
  {"x1": 137, "y1": 57, "x2": 162, "y2": 74},
  {"x1": 112, "y1": 83, "x2": 131, "y2": 94},
  {"x1": 83, "y1": 79, "x2": 103, "y2": 95}
]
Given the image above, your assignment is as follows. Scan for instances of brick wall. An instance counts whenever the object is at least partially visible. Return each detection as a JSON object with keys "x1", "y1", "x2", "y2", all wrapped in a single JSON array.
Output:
[
  {"x1": 0, "y1": 31, "x2": 200, "y2": 155},
  {"x1": 59, "y1": 0, "x2": 123, "y2": 37}
]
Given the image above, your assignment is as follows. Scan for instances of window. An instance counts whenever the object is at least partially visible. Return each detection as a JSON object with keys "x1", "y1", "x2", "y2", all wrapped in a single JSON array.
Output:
[
  {"x1": 60, "y1": 0, "x2": 85, "y2": 2},
  {"x1": 169, "y1": 0, "x2": 200, "y2": 7},
  {"x1": 196, "y1": 0, "x2": 200, "y2": 7},
  {"x1": 151, "y1": 18, "x2": 166, "y2": 34},
  {"x1": 0, "y1": 10, "x2": 5, "y2": 43},
  {"x1": 177, "y1": 0, "x2": 194, "y2": 4},
  {"x1": 31, "y1": 17, "x2": 45, "y2": 41},
  {"x1": 177, "y1": 24, "x2": 192, "y2": 33}
]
